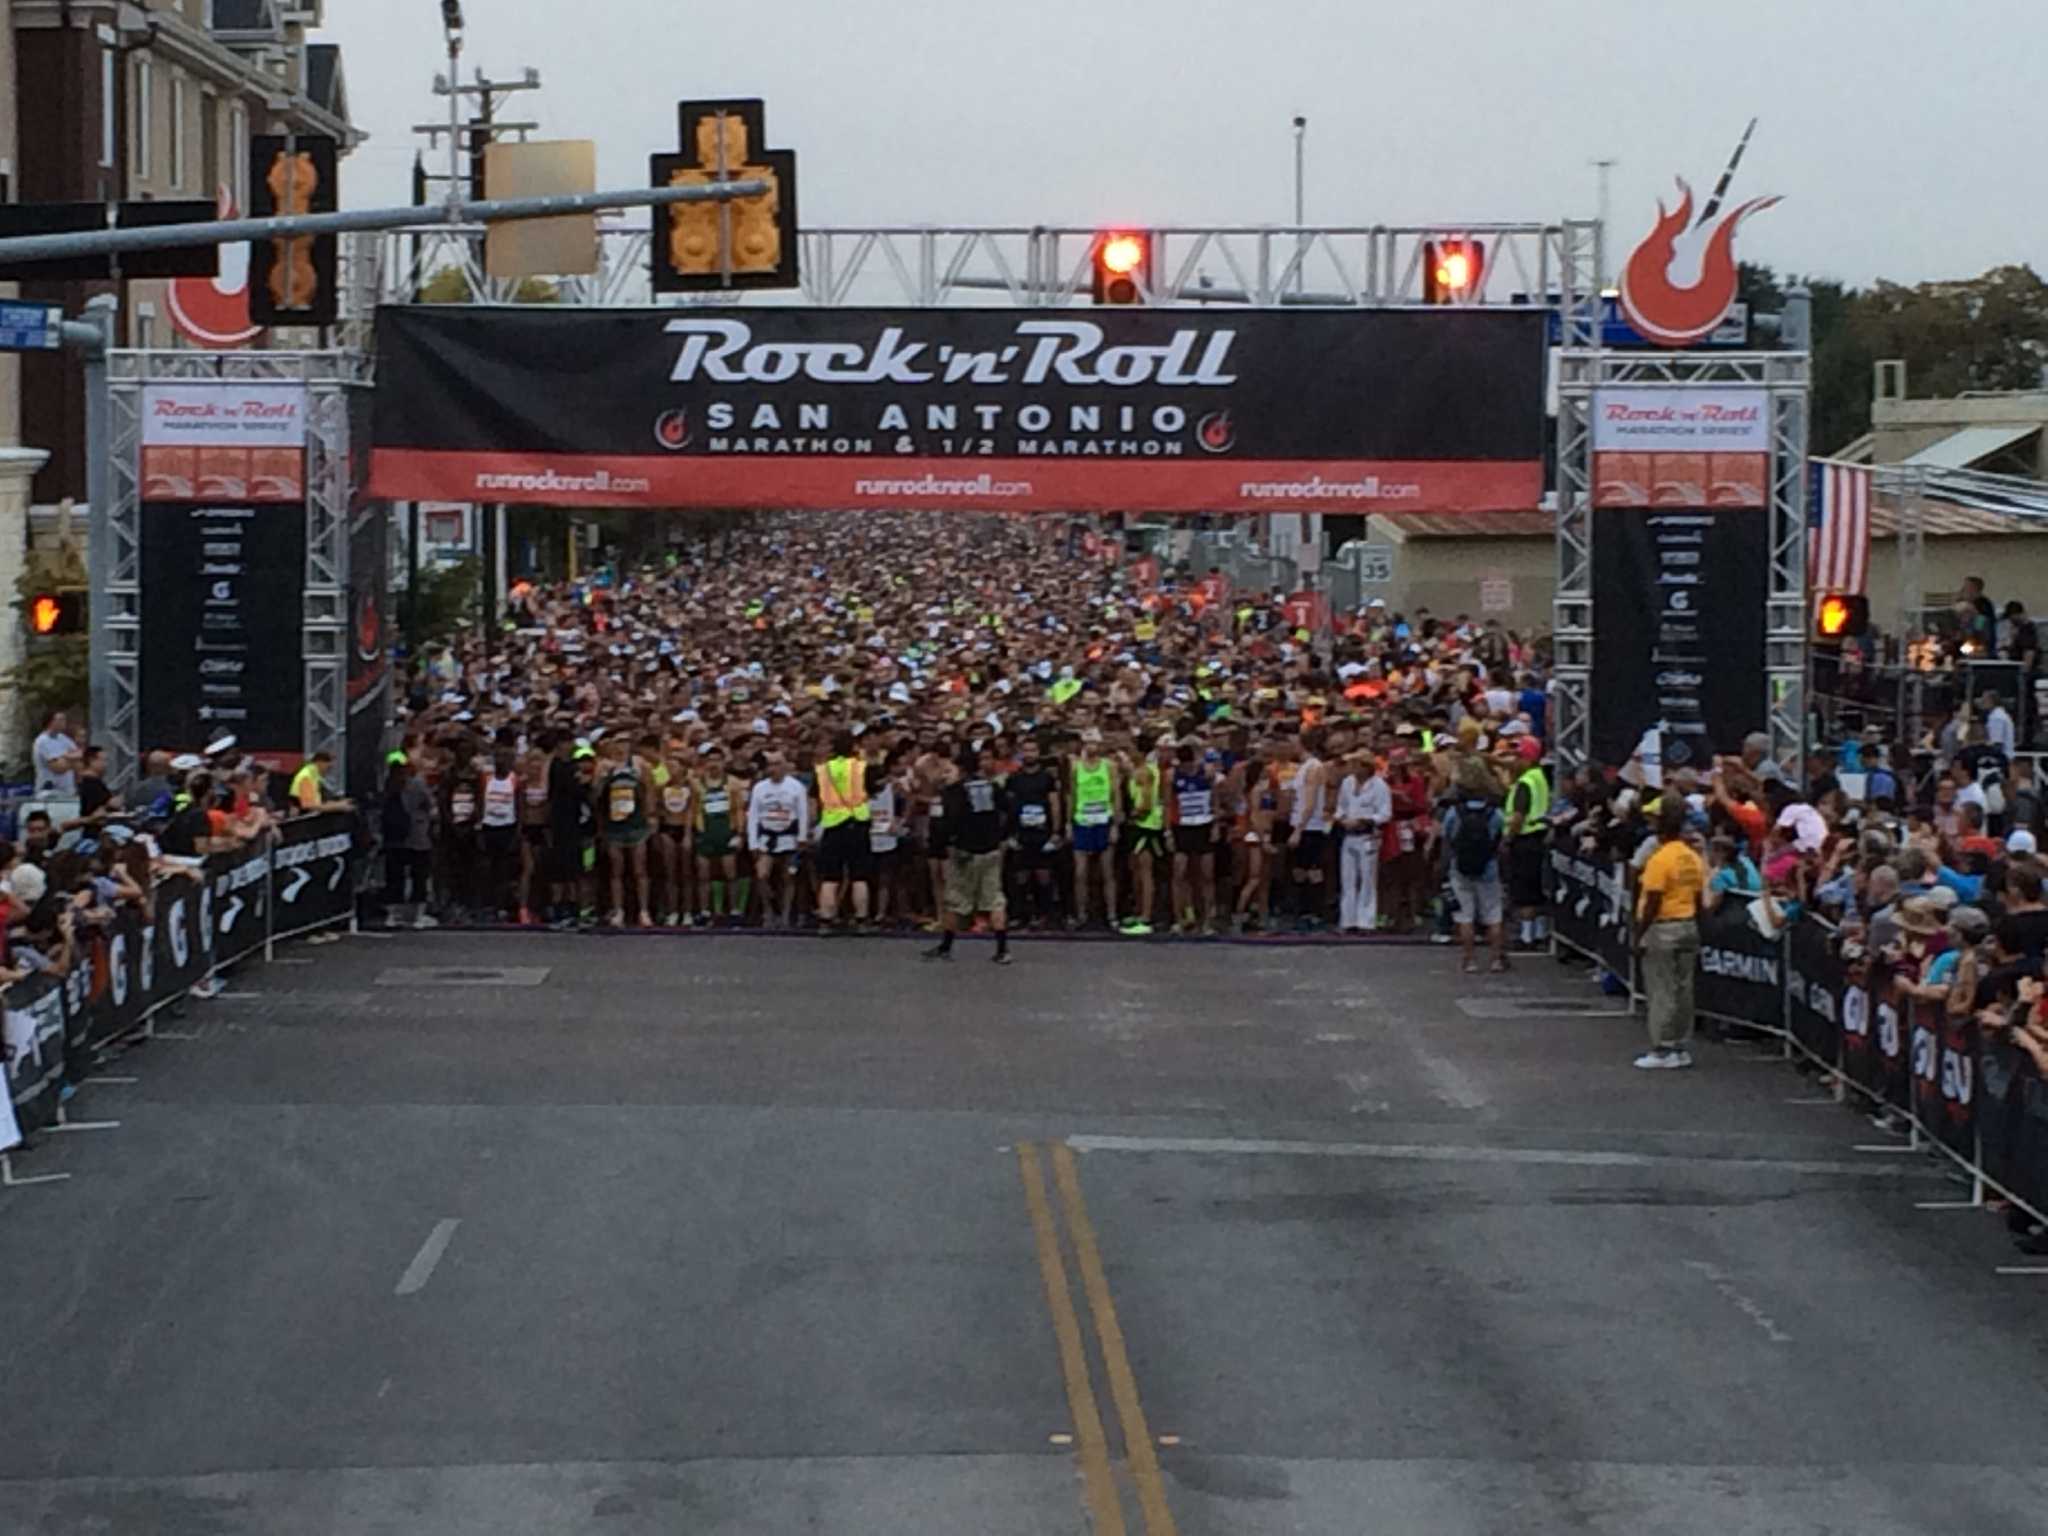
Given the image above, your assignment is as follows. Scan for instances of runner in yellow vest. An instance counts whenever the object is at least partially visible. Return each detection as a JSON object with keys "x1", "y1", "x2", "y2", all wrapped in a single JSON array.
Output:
[
  {"x1": 814, "y1": 729, "x2": 873, "y2": 932},
  {"x1": 1506, "y1": 737, "x2": 1552, "y2": 951}
]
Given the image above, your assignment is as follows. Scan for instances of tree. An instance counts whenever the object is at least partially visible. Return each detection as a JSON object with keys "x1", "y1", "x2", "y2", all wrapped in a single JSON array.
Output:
[
  {"x1": 1742, "y1": 262, "x2": 2048, "y2": 456},
  {"x1": 416, "y1": 267, "x2": 560, "y2": 304}
]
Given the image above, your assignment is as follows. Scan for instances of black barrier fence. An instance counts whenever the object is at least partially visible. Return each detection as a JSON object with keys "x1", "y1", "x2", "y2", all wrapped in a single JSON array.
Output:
[
  {"x1": 4, "y1": 812, "x2": 362, "y2": 1142},
  {"x1": 1551, "y1": 873, "x2": 2048, "y2": 1223}
]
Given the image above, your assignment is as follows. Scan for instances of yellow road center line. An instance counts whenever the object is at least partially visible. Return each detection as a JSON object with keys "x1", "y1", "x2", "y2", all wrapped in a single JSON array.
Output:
[
  {"x1": 1018, "y1": 1142, "x2": 1126, "y2": 1536},
  {"x1": 1052, "y1": 1141, "x2": 1179, "y2": 1536}
]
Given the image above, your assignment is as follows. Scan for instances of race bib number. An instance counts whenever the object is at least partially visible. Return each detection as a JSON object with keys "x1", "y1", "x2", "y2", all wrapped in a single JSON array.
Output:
[
  {"x1": 524, "y1": 785, "x2": 548, "y2": 807},
  {"x1": 608, "y1": 784, "x2": 636, "y2": 821},
  {"x1": 1019, "y1": 803, "x2": 1049, "y2": 829},
  {"x1": 762, "y1": 805, "x2": 794, "y2": 831},
  {"x1": 664, "y1": 787, "x2": 690, "y2": 815},
  {"x1": 1076, "y1": 801, "x2": 1110, "y2": 827},
  {"x1": 1177, "y1": 790, "x2": 1213, "y2": 824},
  {"x1": 451, "y1": 791, "x2": 477, "y2": 822},
  {"x1": 705, "y1": 790, "x2": 729, "y2": 817}
]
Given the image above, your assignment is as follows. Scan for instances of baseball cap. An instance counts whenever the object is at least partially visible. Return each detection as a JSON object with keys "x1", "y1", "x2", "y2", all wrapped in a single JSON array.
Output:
[{"x1": 2009, "y1": 829, "x2": 2039, "y2": 855}]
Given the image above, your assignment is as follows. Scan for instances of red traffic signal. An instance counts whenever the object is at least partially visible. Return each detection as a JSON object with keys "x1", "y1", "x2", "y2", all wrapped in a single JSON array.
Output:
[
  {"x1": 1423, "y1": 238, "x2": 1484, "y2": 304},
  {"x1": 1093, "y1": 231, "x2": 1149, "y2": 305},
  {"x1": 1815, "y1": 592, "x2": 1869, "y2": 640}
]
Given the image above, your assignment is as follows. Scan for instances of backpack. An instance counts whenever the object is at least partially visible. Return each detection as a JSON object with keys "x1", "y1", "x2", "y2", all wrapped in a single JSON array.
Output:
[{"x1": 1451, "y1": 797, "x2": 1496, "y2": 878}]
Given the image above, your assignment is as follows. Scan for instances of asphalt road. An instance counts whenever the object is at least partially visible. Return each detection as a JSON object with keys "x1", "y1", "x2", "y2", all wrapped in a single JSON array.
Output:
[{"x1": 5, "y1": 929, "x2": 2048, "y2": 1535}]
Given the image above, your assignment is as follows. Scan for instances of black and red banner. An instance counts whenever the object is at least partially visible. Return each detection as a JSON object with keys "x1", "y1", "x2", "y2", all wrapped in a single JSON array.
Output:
[
  {"x1": 1588, "y1": 507, "x2": 1768, "y2": 769},
  {"x1": 369, "y1": 306, "x2": 1546, "y2": 514}
]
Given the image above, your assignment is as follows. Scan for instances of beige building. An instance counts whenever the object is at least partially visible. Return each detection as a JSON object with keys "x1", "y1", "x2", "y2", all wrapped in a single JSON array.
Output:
[{"x1": 1862, "y1": 361, "x2": 2048, "y2": 479}]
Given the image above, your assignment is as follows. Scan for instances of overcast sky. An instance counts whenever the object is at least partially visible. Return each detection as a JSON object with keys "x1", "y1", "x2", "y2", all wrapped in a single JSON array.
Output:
[{"x1": 322, "y1": 0, "x2": 2041, "y2": 290}]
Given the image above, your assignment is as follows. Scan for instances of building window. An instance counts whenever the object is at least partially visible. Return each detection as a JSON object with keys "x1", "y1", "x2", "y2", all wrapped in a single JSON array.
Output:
[
  {"x1": 171, "y1": 74, "x2": 187, "y2": 189},
  {"x1": 134, "y1": 57, "x2": 154, "y2": 184},
  {"x1": 100, "y1": 50, "x2": 116, "y2": 168},
  {"x1": 230, "y1": 104, "x2": 249, "y2": 208}
]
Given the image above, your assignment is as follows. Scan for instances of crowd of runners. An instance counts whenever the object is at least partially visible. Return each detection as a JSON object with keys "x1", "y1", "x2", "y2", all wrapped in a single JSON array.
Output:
[{"x1": 375, "y1": 513, "x2": 1555, "y2": 964}]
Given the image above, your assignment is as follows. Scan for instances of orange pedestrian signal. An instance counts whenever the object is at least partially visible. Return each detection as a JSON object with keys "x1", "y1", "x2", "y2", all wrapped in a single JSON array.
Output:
[
  {"x1": 1093, "y1": 231, "x2": 1150, "y2": 305},
  {"x1": 26, "y1": 590, "x2": 82, "y2": 636},
  {"x1": 1815, "y1": 593, "x2": 1868, "y2": 640}
]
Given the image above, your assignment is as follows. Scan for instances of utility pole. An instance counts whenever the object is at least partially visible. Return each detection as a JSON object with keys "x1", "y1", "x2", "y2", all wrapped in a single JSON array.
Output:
[
  {"x1": 1590, "y1": 156, "x2": 1617, "y2": 289},
  {"x1": 1291, "y1": 115, "x2": 1307, "y2": 298},
  {"x1": 410, "y1": 2, "x2": 544, "y2": 647}
]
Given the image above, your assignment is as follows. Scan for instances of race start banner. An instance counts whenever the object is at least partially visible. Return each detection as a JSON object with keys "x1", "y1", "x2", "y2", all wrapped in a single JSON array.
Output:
[
  {"x1": 368, "y1": 306, "x2": 1547, "y2": 515},
  {"x1": 1588, "y1": 507, "x2": 1767, "y2": 769}
]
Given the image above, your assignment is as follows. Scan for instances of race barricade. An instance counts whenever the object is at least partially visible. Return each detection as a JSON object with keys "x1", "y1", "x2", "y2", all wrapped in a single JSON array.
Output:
[
  {"x1": 1694, "y1": 904, "x2": 1787, "y2": 1035},
  {"x1": 1548, "y1": 844, "x2": 1633, "y2": 988},
  {"x1": 5, "y1": 811, "x2": 364, "y2": 1142}
]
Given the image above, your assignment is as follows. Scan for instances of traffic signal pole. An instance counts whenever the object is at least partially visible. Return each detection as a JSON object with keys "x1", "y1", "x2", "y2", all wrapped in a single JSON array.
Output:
[{"x1": 0, "y1": 181, "x2": 770, "y2": 265}]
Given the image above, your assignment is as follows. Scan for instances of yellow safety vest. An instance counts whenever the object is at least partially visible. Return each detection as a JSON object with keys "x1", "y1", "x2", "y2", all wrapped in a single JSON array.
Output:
[
  {"x1": 290, "y1": 762, "x2": 322, "y2": 807},
  {"x1": 818, "y1": 757, "x2": 870, "y2": 828}
]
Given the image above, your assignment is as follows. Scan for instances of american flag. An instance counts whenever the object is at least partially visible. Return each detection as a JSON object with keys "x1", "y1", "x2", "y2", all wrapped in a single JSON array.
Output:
[{"x1": 1808, "y1": 459, "x2": 1872, "y2": 595}]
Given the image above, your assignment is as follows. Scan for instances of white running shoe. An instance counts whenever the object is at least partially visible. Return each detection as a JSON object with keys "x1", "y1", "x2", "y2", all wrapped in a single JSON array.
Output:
[{"x1": 1633, "y1": 1049, "x2": 1679, "y2": 1070}]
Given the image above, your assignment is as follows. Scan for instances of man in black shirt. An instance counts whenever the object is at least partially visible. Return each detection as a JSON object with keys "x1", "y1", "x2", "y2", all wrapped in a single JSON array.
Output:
[
  {"x1": 1006, "y1": 735, "x2": 1062, "y2": 929},
  {"x1": 925, "y1": 746, "x2": 1013, "y2": 965}
]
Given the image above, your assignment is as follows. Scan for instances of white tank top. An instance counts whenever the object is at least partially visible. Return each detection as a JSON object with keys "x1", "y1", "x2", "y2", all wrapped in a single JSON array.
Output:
[
  {"x1": 481, "y1": 773, "x2": 519, "y2": 828},
  {"x1": 1296, "y1": 757, "x2": 1331, "y2": 832}
]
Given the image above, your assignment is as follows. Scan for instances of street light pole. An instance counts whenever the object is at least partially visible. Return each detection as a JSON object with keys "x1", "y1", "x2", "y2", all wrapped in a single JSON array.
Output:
[
  {"x1": 1292, "y1": 115, "x2": 1307, "y2": 227},
  {"x1": 442, "y1": 1, "x2": 464, "y2": 214},
  {"x1": 1291, "y1": 115, "x2": 1307, "y2": 299}
]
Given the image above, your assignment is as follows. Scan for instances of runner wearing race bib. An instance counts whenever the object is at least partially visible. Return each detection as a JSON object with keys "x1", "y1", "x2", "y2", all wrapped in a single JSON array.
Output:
[
  {"x1": 1069, "y1": 732, "x2": 1119, "y2": 930},
  {"x1": 596, "y1": 736, "x2": 654, "y2": 929},
  {"x1": 746, "y1": 750, "x2": 811, "y2": 929},
  {"x1": 694, "y1": 747, "x2": 750, "y2": 926},
  {"x1": 479, "y1": 749, "x2": 521, "y2": 924},
  {"x1": 1170, "y1": 740, "x2": 1219, "y2": 934},
  {"x1": 658, "y1": 740, "x2": 695, "y2": 925},
  {"x1": 1006, "y1": 734, "x2": 1063, "y2": 929}
]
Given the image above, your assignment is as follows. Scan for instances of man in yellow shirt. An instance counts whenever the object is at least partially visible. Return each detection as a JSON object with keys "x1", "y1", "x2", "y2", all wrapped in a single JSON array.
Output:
[{"x1": 1635, "y1": 798, "x2": 1706, "y2": 1070}]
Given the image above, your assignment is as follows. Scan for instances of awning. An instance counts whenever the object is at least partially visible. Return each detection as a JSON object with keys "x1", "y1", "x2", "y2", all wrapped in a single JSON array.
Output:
[{"x1": 1902, "y1": 423, "x2": 2039, "y2": 470}]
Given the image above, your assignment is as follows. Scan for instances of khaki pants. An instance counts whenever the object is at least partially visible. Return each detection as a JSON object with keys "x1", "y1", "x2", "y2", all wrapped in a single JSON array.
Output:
[{"x1": 1641, "y1": 918, "x2": 1699, "y2": 1050}]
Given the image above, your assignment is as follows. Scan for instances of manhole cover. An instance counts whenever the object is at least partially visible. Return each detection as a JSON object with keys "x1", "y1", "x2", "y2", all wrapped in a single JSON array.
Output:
[{"x1": 375, "y1": 967, "x2": 552, "y2": 987}]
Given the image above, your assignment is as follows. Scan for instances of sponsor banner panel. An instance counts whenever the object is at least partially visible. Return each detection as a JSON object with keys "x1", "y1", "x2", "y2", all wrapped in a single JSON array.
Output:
[
  {"x1": 141, "y1": 381, "x2": 307, "y2": 503},
  {"x1": 1694, "y1": 904, "x2": 1785, "y2": 1031},
  {"x1": 370, "y1": 305, "x2": 1546, "y2": 513},
  {"x1": 1549, "y1": 846, "x2": 1632, "y2": 980},
  {"x1": 367, "y1": 450, "x2": 1539, "y2": 515},
  {"x1": 274, "y1": 812, "x2": 360, "y2": 934},
  {"x1": 138, "y1": 502, "x2": 306, "y2": 755},
  {"x1": 1592, "y1": 385, "x2": 1768, "y2": 510},
  {"x1": 1589, "y1": 507, "x2": 1767, "y2": 770},
  {"x1": 1786, "y1": 917, "x2": 1845, "y2": 1065}
]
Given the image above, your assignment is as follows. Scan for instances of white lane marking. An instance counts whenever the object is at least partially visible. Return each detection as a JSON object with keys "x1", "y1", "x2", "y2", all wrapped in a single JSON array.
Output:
[
  {"x1": 1684, "y1": 1260, "x2": 1794, "y2": 1344},
  {"x1": 1064, "y1": 1134, "x2": 1926, "y2": 1178},
  {"x1": 394, "y1": 1218, "x2": 461, "y2": 1296}
]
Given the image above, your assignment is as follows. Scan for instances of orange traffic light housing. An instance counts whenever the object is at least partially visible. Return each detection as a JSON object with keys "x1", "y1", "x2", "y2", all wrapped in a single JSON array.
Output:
[
  {"x1": 652, "y1": 99, "x2": 800, "y2": 293},
  {"x1": 1423, "y1": 238, "x2": 1485, "y2": 304},
  {"x1": 1093, "y1": 231, "x2": 1150, "y2": 305},
  {"x1": 1815, "y1": 593, "x2": 1869, "y2": 641},
  {"x1": 249, "y1": 134, "x2": 339, "y2": 326}
]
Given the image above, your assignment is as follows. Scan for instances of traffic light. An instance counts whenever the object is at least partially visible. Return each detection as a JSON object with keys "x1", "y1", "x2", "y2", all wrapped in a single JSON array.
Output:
[
  {"x1": 248, "y1": 134, "x2": 339, "y2": 326},
  {"x1": 1093, "y1": 231, "x2": 1150, "y2": 306},
  {"x1": 1422, "y1": 238, "x2": 1484, "y2": 304},
  {"x1": 651, "y1": 99, "x2": 800, "y2": 293},
  {"x1": 1815, "y1": 593, "x2": 1869, "y2": 641},
  {"x1": 26, "y1": 590, "x2": 83, "y2": 637}
]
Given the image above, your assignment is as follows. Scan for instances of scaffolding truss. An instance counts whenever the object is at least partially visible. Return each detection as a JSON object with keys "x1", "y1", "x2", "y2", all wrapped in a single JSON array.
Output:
[
  {"x1": 341, "y1": 220, "x2": 1597, "y2": 337},
  {"x1": 102, "y1": 349, "x2": 370, "y2": 776},
  {"x1": 1553, "y1": 349, "x2": 1811, "y2": 778}
]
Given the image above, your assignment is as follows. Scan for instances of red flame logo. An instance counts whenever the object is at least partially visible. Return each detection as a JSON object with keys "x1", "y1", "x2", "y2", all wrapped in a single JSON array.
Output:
[
  {"x1": 1618, "y1": 179, "x2": 1780, "y2": 347},
  {"x1": 653, "y1": 409, "x2": 691, "y2": 450},
  {"x1": 1197, "y1": 411, "x2": 1235, "y2": 454}
]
